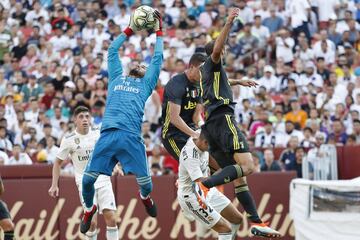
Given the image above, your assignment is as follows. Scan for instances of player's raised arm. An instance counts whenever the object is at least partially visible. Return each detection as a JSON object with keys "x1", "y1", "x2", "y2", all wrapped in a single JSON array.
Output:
[
  {"x1": 211, "y1": 8, "x2": 240, "y2": 64},
  {"x1": 108, "y1": 15, "x2": 141, "y2": 81},
  {"x1": 144, "y1": 10, "x2": 164, "y2": 90}
]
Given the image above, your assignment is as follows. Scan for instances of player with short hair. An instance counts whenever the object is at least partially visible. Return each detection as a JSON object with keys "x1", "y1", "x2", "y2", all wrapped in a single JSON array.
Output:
[
  {"x1": 196, "y1": 8, "x2": 281, "y2": 238},
  {"x1": 0, "y1": 176, "x2": 15, "y2": 240},
  {"x1": 49, "y1": 106, "x2": 118, "y2": 240},
  {"x1": 177, "y1": 131, "x2": 242, "y2": 240},
  {"x1": 161, "y1": 53, "x2": 207, "y2": 161},
  {"x1": 80, "y1": 12, "x2": 164, "y2": 234}
]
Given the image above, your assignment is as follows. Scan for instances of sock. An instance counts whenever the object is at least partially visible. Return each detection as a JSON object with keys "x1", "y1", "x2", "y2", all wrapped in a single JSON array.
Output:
[
  {"x1": 82, "y1": 172, "x2": 99, "y2": 209},
  {"x1": 106, "y1": 226, "x2": 119, "y2": 240},
  {"x1": 218, "y1": 232, "x2": 233, "y2": 240},
  {"x1": 85, "y1": 230, "x2": 97, "y2": 240},
  {"x1": 136, "y1": 176, "x2": 153, "y2": 198},
  {"x1": 235, "y1": 184, "x2": 262, "y2": 223},
  {"x1": 202, "y1": 165, "x2": 243, "y2": 188},
  {"x1": 4, "y1": 231, "x2": 14, "y2": 240},
  {"x1": 231, "y1": 223, "x2": 240, "y2": 240}
]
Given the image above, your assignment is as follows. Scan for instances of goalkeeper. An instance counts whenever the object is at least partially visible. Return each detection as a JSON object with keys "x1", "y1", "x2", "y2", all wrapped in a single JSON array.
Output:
[{"x1": 80, "y1": 10, "x2": 164, "y2": 234}]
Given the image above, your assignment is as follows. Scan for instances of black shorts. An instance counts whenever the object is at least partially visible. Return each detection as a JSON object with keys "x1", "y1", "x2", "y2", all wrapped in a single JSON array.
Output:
[
  {"x1": 0, "y1": 200, "x2": 11, "y2": 220},
  {"x1": 161, "y1": 133, "x2": 188, "y2": 161},
  {"x1": 202, "y1": 107, "x2": 249, "y2": 168}
]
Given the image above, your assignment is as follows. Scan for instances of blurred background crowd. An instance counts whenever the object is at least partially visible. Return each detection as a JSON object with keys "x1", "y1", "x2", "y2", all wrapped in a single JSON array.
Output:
[{"x1": 0, "y1": 0, "x2": 359, "y2": 178}]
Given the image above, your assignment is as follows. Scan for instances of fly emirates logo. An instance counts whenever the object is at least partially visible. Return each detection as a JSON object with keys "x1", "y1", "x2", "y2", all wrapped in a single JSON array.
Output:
[{"x1": 114, "y1": 79, "x2": 140, "y2": 94}]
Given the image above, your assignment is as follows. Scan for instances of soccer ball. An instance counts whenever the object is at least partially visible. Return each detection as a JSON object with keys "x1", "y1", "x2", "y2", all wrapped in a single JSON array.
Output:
[{"x1": 133, "y1": 5, "x2": 157, "y2": 30}]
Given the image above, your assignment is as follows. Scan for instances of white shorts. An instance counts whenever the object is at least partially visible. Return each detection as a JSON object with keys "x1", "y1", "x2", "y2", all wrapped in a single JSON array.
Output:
[
  {"x1": 78, "y1": 182, "x2": 116, "y2": 214},
  {"x1": 178, "y1": 187, "x2": 231, "y2": 228}
]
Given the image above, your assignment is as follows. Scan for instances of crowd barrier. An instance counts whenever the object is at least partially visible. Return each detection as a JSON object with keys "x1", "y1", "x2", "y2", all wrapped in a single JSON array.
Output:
[{"x1": 2, "y1": 169, "x2": 295, "y2": 240}]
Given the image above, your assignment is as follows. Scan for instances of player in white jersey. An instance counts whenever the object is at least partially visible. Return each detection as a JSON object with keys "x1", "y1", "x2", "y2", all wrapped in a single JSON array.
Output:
[
  {"x1": 48, "y1": 106, "x2": 118, "y2": 240},
  {"x1": 177, "y1": 131, "x2": 243, "y2": 240}
]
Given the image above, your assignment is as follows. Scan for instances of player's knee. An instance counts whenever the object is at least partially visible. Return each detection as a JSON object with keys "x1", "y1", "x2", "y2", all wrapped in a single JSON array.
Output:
[
  {"x1": 104, "y1": 210, "x2": 117, "y2": 227},
  {"x1": 240, "y1": 158, "x2": 254, "y2": 176},
  {"x1": 1, "y1": 219, "x2": 14, "y2": 231},
  {"x1": 82, "y1": 173, "x2": 97, "y2": 190}
]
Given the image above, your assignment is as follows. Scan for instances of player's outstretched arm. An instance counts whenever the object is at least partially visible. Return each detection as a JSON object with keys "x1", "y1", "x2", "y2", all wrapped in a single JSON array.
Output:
[
  {"x1": 144, "y1": 10, "x2": 164, "y2": 90},
  {"x1": 229, "y1": 78, "x2": 258, "y2": 87},
  {"x1": 108, "y1": 15, "x2": 139, "y2": 82},
  {"x1": 211, "y1": 8, "x2": 240, "y2": 64}
]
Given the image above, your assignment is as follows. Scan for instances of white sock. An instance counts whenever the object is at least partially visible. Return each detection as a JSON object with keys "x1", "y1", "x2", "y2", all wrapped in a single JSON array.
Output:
[
  {"x1": 218, "y1": 232, "x2": 233, "y2": 240},
  {"x1": 85, "y1": 230, "x2": 97, "y2": 240},
  {"x1": 106, "y1": 226, "x2": 119, "y2": 240},
  {"x1": 231, "y1": 223, "x2": 240, "y2": 239}
]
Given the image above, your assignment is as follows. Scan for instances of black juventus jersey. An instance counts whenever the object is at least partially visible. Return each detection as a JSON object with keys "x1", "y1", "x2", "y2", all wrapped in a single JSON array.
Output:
[
  {"x1": 200, "y1": 57, "x2": 235, "y2": 118},
  {"x1": 161, "y1": 73, "x2": 201, "y2": 138}
]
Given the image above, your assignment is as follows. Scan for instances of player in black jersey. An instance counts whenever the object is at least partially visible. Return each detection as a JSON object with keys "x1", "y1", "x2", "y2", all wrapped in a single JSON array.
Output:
[
  {"x1": 161, "y1": 53, "x2": 206, "y2": 160},
  {"x1": 195, "y1": 8, "x2": 281, "y2": 238},
  {"x1": 0, "y1": 176, "x2": 15, "y2": 240}
]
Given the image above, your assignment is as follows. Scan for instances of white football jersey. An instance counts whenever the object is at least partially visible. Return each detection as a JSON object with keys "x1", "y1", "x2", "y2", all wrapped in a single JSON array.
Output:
[
  {"x1": 178, "y1": 137, "x2": 209, "y2": 194},
  {"x1": 57, "y1": 127, "x2": 110, "y2": 189}
]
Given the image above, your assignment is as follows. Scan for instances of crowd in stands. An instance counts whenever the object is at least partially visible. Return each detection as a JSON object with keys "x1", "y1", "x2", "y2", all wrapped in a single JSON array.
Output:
[{"x1": 0, "y1": 0, "x2": 360, "y2": 178}]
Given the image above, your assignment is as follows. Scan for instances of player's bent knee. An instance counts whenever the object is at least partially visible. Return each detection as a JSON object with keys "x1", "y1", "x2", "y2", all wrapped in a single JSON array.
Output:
[
  {"x1": 82, "y1": 173, "x2": 97, "y2": 190},
  {"x1": 0, "y1": 219, "x2": 14, "y2": 231}
]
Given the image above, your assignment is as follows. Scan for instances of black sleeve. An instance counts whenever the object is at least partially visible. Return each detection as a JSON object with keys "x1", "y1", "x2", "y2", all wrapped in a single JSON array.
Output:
[{"x1": 165, "y1": 78, "x2": 185, "y2": 105}]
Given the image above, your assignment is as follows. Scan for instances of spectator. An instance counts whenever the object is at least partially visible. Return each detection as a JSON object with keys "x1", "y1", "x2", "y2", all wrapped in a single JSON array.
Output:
[
  {"x1": 255, "y1": 120, "x2": 279, "y2": 148},
  {"x1": 44, "y1": 136, "x2": 59, "y2": 164},
  {"x1": 276, "y1": 28, "x2": 295, "y2": 65},
  {"x1": 352, "y1": 119, "x2": 360, "y2": 143},
  {"x1": 301, "y1": 127, "x2": 316, "y2": 148},
  {"x1": 317, "y1": 0, "x2": 340, "y2": 30},
  {"x1": 236, "y1": 0, "x2": 254, "y2": 24},
  {"x1": 0, "y1": 149, "x2": 9, "y2": 165},
  {"x1": 260, "y1": 149, "x2": 281, "y2": 172},
  {"x1": 279, "y1": 136, "x2": 299, "y2": 170},
  {"x1": 5, "y1": 144, "x2": 32, "y2": 165},
  {"x1": 258, "y1": 65, "x2": 277, "y2": 92},
  {"x1": 262, "y1": 6, "x2": 283, "y2": 34},
  {"x1": 251, "y1": 15, "x2": 270, "y2": 48},
  {"x1": 288, "y1": 0, "x2": 311, "y2": 41},
  {"x1": 293, "y1": 147, "x2": 306, "y2": 178},
  {"x1": 198, "y1": 3, "x2": 216, "y2": 29},
  {"x1": 252, "y1": 151, "x2": 261, "y2": 173},
  {"x1": 328, "y1": 118, "x2": 348, "y2": 145},
  {"x1": 285, "y1": 98, "x2": 308, "y2": 129},
  {"x1": 299, "y1": 61, "x2": 323, "y2": 90},
  {"x1": 39, "y1": 123, "x2": 57, "y2": 148},
  {"x1": 20, "y1": 75, "x2": 44, "y2": 103},
  {"x1": 238, "y1": 23, "x2": 259, "y2": 56},
  {"x1": 0, "y1": 126, "x2": 12, "y2": 152}
]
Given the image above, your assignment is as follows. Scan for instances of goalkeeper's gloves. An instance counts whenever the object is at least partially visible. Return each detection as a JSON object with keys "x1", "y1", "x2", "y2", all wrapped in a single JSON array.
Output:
[
  {"x1": 123, "y1": 13, "x2": 140, "y2": 37},
  {"x1": 153, "y1": 10, "x2": 163, "y2": 37}
]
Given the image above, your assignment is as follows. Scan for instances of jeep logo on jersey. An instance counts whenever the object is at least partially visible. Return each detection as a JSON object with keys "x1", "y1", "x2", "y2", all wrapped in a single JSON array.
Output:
[{"x1": 184, "y1": 101, "x2": 197, "y2": 110}]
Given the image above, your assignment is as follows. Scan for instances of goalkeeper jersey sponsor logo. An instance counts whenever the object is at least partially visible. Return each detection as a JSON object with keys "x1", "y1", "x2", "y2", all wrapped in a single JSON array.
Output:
[{"x1": 113, "y1": 84, "x2": 140, "y2": 93}]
